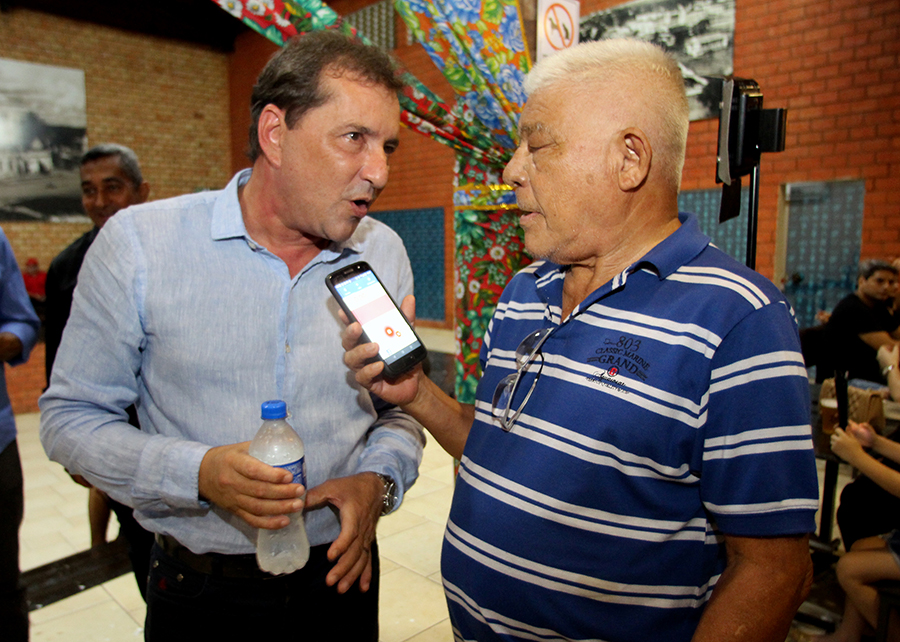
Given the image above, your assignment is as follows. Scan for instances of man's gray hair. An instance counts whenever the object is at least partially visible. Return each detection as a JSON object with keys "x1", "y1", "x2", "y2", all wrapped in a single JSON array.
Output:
[
  {"x1": 523, "y1": 39, "x2": 690, "y2": 190},
  {"x1": 81, "y1": 144, "x2": 143, "y2": 188}
]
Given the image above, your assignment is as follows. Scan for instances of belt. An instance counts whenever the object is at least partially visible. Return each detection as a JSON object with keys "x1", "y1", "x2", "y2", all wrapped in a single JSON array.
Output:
[{"x1": 154, "y1": 533, "x2": 272, "y2": 580}]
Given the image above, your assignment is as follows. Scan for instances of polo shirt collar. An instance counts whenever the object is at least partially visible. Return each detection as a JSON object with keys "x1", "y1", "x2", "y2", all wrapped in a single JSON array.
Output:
[
  {"x1": 532, "y1": 212, "x2": 709, "y2": 282},
  {"x1": 632, "y1": 212, "x2": 710, "y2": 280},
  {"x1": 531, "y1": 212, "x2": 711, "y2": 318}
]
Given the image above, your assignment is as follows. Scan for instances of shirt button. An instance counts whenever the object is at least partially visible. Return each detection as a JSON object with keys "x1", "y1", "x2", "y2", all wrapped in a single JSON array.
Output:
[{"x1": 285, "y1": 343, "x2": 291, "y2": 353}]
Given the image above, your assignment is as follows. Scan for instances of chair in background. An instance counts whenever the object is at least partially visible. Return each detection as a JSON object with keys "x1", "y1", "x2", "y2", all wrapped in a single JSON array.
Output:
[
  {"x1": 876, "y1": 580, "x2": 900, "y2": 642},
  {"x1": 800, "y1": 324, "x2": 834, "y2": 383}
]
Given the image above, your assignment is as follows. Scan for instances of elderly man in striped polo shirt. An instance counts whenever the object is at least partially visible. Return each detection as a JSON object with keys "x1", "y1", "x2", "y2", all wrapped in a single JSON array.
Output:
[{"x1": 344, "y1": 38, "x2": 818, "y2": 642}]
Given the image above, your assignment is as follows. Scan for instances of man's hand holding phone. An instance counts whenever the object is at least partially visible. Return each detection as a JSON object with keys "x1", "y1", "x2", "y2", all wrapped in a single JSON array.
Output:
[
  {"x1": 325, "y1": 261, "x2": 427, "y2": 378},
  {"x1": 341, "y1": 294, "x2": 423, "y2": 406}
]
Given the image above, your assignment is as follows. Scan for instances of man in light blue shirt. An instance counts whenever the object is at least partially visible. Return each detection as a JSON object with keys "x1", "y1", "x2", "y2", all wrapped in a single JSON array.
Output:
[
  {"x1": 40, "y1": 31, "x2": 423, "y2": 641},
  {"x1": 0, "y1": 227, "x2": 40, "y2": 642}
]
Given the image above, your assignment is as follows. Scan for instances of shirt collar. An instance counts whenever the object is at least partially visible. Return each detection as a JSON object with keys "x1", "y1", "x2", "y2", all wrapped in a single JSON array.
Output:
[
  {"x1": 209, "y1": 168, "x2": 364, "y2": 259},
  {"x1": 631, "y1": 212, "x2": 710, "y2": 280},
  {"x1": 210, "y1": 169, "x2": 252, "y2": 242},
  {"x1": 531, "y1": 212, "x2": 711, "y2": 317},
  {"x1": 532, "y1": 212, "x2": 709, "y2": 281}
]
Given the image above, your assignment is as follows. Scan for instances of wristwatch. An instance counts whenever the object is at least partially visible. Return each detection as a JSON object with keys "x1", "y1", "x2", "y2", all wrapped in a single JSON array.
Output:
[{"x1": 374, "y1": 473, "x2": 397, "y2": 515}]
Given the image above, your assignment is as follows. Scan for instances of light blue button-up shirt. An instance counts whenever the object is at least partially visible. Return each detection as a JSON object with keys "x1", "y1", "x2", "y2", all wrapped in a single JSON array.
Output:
[{"x1": 40, "y1": 170, "x2": 424, "y2": 555}]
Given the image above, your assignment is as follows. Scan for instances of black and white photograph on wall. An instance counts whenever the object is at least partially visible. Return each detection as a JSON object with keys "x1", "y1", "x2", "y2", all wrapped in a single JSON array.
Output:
[
  {"x1": 580, "y1": 0, "x2": 735, "y2": 121},
  {"x1": 0, "y1": 57, "x2": 87, "y2": 221}
]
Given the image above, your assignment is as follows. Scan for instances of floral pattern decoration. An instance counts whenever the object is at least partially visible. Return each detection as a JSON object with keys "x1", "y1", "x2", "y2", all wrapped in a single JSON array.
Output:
[
  {"x1": 453, "y1": 183, "x2": 531, "y2": 401},
  {"x1": 396, "y1": 0, "x2": 531, "y2": 402}
]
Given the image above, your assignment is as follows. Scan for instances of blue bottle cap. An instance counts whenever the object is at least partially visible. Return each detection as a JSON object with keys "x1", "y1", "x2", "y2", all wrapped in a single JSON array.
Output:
[{"x1": 260, "y1": 400, "x2": 287, "y2": 420}]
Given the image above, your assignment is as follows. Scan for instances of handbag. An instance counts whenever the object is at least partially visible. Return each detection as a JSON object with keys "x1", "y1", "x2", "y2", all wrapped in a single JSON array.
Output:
[{"x1": 819, "y1": 377, "x2": 885, "y2": 433}]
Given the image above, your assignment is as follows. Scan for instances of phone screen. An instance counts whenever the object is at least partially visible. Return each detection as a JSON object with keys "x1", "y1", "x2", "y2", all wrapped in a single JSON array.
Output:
[{"x1": 331, "y1": 269, "x2": 423, "y2": 366}]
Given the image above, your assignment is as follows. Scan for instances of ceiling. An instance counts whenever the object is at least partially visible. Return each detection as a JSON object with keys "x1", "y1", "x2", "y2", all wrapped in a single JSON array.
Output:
[{"x1": 0, "y1": 0, "x2": 249, "y2": 52}]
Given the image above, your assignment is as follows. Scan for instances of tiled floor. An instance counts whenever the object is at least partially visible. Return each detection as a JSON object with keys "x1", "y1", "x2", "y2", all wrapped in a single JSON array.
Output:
[
  {"x1": 16, "y1": 406, "x2": 857, "y2": 641},
  {"x1": 16, "y1": 411, "x2": 456, "y2": 642}
]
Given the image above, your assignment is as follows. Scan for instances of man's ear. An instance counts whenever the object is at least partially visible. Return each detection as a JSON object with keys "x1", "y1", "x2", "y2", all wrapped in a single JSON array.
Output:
[
  {"x1": 617, "y1": 128, "x2": 651, "y2": 192},
  {"x1": 257, "y1": 104, "x2": 286, "y2": 168},
  {"x1": 136, "y1": 181, "x2": 150, "y2": 204}
]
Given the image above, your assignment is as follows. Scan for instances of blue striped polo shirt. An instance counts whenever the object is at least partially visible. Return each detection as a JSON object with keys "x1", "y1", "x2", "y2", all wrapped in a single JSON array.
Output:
[{"x1": 442, "y1": 214, "x2": 819, "y2": 642}]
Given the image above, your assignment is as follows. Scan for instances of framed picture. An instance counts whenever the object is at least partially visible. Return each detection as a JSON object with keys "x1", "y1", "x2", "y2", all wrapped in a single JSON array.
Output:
[
  {"x1": 580, "y1": 0, "x2": 735, "y2": 121},
  {"x1": 0, "y1": 58, "x2": 87, "y2": 221}
]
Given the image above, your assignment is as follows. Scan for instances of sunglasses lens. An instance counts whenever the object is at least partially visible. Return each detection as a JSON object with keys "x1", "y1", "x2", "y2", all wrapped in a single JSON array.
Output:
[
  {"x1": 493, "y1": 328, "x2": 551, "y2": 432},
  {"x1": 515, "y1": 328, "x2": 551, "y2": 368},
  {"x1": 492, "y1": 373, "x2": 517, "y2": 418}
]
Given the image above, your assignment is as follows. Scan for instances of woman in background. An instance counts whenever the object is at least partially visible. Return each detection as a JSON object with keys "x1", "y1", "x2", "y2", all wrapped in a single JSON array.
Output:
[{"x1": 815, "y1": 420, "x2": 900, "y2": 642}]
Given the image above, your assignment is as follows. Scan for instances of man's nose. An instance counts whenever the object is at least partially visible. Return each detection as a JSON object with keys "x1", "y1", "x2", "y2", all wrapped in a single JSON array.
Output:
[
  {"x1": 361, "y1": 149, "x2": 390, "y2": 190},
  {"x1": 503, "y1": 146, "x2": 527, "y2": 187}
]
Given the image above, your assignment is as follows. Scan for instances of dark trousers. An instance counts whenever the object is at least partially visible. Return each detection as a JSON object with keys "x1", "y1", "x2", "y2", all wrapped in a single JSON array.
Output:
[
  {"x1": 0, "y1": 440, "x2": 27, "y2": 642},
  {"x1": 108, "y1": 498, "x2": 154, "y2": 601},
  {"x1": 145, "y1": 539, "x2": 379, "y2": 641}
]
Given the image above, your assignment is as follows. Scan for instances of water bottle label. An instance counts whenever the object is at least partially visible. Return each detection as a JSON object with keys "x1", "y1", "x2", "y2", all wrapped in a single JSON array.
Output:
[{"x1": 276, "y1": 457, "x2": 306, "y2": 487}]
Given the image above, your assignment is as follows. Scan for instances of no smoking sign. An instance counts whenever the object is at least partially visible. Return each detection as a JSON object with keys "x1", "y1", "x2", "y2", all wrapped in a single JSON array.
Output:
[{"x1": 537, "y1": 0, "x2": 580, "y2": 61}]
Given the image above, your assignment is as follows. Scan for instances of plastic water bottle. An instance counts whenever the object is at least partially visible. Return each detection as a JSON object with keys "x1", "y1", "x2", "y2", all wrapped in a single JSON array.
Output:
[{"x1": 248, "y1": 400, "x2": 310, "y2": 574}]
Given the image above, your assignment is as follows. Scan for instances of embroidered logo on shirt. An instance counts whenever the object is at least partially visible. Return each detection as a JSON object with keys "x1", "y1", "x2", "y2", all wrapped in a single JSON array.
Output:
[
  {"x1": 586, "y1": 368, "x2": 629, "y2": 393},
  {"x1": 586, "y1": 335, "x2": 650, "y2": 385}
]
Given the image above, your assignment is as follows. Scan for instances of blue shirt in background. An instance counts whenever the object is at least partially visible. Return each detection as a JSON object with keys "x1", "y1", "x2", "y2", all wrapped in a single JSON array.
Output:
[{"x1": 0, "y1": 227, "x2": 40, "y2": 453}]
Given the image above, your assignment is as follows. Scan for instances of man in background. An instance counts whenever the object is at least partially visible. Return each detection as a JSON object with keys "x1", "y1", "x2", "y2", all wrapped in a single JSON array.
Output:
[
  {"x1": 44, "y1": 143, "x2": 152, "y2": 598},
  {"x1": 827, "y1": 259, "x2": 900, "y2": 384},
  {"x1": 0, "y1": 227, "x2": 41, "y2": 642},
  {"x1": 40, "y1": 31, "x2": 422, "y2": 640},
  {"x1": 44, "y1": 143, "x2": 150, "y2": 377}
]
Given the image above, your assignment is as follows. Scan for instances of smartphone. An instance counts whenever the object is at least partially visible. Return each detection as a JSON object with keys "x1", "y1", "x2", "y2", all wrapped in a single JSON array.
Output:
[{"x1": 326, "y1": 261, "x2": 427, "y2": 378}]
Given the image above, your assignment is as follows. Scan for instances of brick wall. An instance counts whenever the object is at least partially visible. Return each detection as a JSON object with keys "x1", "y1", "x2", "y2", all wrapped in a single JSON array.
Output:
[
  {"x1": 0, "y1": 7, "x2": 234, "y2": 413},
  {"x1": 0, "y1": 7, "x2": 233, "y2": 268}
]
